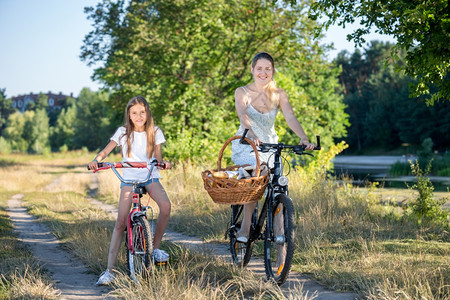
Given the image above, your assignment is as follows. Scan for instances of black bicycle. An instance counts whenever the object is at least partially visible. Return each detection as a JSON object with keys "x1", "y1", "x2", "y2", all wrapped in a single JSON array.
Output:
[{"x1": 227, "y1": 129, "x2": 320, "y2": 285}]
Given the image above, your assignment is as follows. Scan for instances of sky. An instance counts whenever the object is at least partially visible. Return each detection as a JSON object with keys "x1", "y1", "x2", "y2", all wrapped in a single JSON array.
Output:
[{"x1": 0, "y1": 1, "x2": 396, "y2": 99}]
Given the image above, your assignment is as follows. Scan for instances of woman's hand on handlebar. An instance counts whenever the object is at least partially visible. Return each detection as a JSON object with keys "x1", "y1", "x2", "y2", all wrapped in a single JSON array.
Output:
[
  {"x1": 247, "y1": 130, "x2": 261, "y2": 146},
  {"x1": 300, "y1": 140, "x2": 316, "y2": 150}
]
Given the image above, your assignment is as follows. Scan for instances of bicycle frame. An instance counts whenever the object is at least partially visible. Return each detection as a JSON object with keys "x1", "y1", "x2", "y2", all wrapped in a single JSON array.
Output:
[
  {"x1": 247, "y1": 146, "x2": 289, "y2": 244},
  {"x1": 91, "y1": 160, "x2": 162, "y2": 253}
]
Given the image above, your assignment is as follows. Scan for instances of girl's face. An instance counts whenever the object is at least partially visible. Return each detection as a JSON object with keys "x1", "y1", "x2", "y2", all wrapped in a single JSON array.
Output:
[
  {"x1": 251, "y1": 58, "x2": 274, "y2": 86},
  {"x1": 129, "y1": 103, "x2": 147, "y2": 131}
]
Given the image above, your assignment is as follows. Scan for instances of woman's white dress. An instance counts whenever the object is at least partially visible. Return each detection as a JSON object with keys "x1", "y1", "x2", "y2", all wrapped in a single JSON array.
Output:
[{"x1": 231, "y1": 86, "x2": 279, "y2": 166}]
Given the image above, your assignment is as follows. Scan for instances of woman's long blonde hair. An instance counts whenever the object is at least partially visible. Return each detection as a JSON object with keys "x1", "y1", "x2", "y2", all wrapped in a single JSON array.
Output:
[
  {"x1": 123, "y1": 96, "x2": 156, "y2": 158},
  {"x1": 252, "y1": 52, "x2": 279, "y2": 109}
]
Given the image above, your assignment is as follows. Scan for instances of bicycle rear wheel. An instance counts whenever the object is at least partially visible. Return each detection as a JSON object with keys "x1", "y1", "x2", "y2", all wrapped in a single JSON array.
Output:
[
  {"x1": 263, "y1": 194, "x2": 295, "y2": 285},
  {"x1": 126, "y1": 215, "x2": 153, "y2": 281},
  {"x1": 229, "y1": 205, "x2": 253, "y2": 267}
]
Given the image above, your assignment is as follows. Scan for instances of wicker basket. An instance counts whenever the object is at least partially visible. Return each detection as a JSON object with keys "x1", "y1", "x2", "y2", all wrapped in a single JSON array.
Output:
[{"x1": 201, "y1": 135, "x2": 269, "y2": 205}]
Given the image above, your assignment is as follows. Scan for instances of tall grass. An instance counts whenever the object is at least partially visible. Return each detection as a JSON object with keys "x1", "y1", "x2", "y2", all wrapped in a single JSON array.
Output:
[
  {"x1": 2, "y1": 152, "x2": 449, "y2": 299},
  {"x1": 158, "y1": 161, "x2": 450, "y2": 299}
]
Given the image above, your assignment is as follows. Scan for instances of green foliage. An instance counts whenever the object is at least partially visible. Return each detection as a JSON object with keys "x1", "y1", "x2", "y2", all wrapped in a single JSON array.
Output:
[
  {"x1": 406, "y1": 160, "x2": 449, "y2": 228},
  {"x1": 390, "y1": 161, "x2": 412, "y2": 176},
  {"x1": 51, "y1": 104, "x2": 77, "y2": 150},
  {"x1": 309, "y1": 0, "x2": 450, "y2": 105},
  {"x1": 4, "y1": 112, "x2": 28, "y2": 152},
  {"x1": 72, "y1": 88, "x2": 115, "y2": 151},
  {"x1": 336, "y1": 42, "x2": 450, "y2": 152},
  {"x1": 29, "y1": 109, "x2": 50, "y2": 154},
  {"x1": 81, "y1": 0, "x2": 348, "y2": 160},
  {"x1": 0, "y1": 137, "x2": 11, "y2": 154},
  {"x1": 0, "y1": 88, "x2": 14, "y2": 137}
]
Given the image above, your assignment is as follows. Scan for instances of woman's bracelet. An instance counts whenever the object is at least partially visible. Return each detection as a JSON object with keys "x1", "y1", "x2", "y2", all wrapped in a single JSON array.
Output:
[{"x1": 93, "y1": 158, "x2": 98, "y2": 162}]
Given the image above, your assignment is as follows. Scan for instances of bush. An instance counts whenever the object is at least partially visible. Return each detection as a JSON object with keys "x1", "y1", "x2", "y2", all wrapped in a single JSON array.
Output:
[
  {"x1": 0, "y1": 137, "x2": 11, "y2": 154},
  {"x1": 405, "y1": 160, "x2": 449, "y2": 228}
]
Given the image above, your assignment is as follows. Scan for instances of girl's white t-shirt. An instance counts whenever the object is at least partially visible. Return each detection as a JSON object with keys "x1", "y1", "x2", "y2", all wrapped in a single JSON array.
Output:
[{"x1": 111, "y1": 126, "x2": 166, "y2": 181}]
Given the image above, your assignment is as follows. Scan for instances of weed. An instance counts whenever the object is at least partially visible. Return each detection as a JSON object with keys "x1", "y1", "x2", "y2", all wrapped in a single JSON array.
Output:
[{"x1": 406, "y1": 160, "x2": 449, "y2": 228}]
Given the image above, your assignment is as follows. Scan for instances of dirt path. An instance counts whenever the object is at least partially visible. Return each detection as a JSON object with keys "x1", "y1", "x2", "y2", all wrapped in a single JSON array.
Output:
[{"x1": 7, "y1": 194, "x2": 113, "y2": 300}]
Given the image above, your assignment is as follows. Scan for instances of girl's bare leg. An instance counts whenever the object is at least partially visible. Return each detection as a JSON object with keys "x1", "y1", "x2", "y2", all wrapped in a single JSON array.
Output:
[
  {"x1": 106, "y1": 187, "x2": 132, "y2": 270},
  {"x1": 146, "y1": 181, "x2": 171, "y2": 249}
]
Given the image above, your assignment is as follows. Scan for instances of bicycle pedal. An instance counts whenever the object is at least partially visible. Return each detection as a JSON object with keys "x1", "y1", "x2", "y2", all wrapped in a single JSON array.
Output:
[{"x1": 154, "y1": 260, "x2": 168, "y2": 266}]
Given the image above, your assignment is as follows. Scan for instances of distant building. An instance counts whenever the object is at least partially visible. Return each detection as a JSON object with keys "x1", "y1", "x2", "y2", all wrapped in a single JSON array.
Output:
[{"x1": 11, "y1": 92, "x2": 73, "y2": 113}]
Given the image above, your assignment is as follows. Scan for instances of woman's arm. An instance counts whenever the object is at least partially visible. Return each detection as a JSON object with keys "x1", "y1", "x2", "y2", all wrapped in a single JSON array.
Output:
[
  {"x1": 88, "y1": 140, "x2": 118, "y2": 170},
  {"x1": 235, "y1": 87, "x2": 261, "y2": 145},
  {"x1": 278, "y1": 89, "x2": 315, "y2": 150}
]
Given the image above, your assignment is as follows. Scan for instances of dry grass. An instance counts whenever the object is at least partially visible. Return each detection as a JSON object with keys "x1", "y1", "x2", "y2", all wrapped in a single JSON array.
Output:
[
  {"x1": 109, "y1": 246, "x2": 317, "y2": 300},
  {"x1": 0, "y1": 192, "x2": 60, "y2": 299},
  {"x1": 0, "y1": 267, "x2": 60, "y2": 300},
  {"x1": 2, "y1": 152, "x2": 449, "y2": 299}
]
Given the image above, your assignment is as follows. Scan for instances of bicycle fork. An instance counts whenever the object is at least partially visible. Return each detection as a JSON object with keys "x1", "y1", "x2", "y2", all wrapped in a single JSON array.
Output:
[{"x1": 126, "y1": 192, "x2": 146, "y2": 254}]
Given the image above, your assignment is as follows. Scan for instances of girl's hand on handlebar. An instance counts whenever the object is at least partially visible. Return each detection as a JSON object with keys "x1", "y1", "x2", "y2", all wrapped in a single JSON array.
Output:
[
  {"x1": 88, "y1": 160, "x2": 99, "y2": 171},
  {"x1": 300, "y1": 140, "x2": 316, "y2": 150},
  {"x1": 158, "y1": 160, "x2": 172, "y2": 170}
]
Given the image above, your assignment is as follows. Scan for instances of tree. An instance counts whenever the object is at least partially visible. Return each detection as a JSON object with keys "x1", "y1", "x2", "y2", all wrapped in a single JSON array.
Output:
[
  {"x1": 337, "y1": 42, "x2": 450, "y2": 152},
  {"x1": 81, "y1": 0, "x2": 349, "y2": 160},
  {"x1": 0, "y1": 88, "x2": 14, "y2": 137},
  {"x1": 72, "y1": 88, "x2": 115, "y2": 151},
  {"x1": 51, "y1": 104, "x2": 77, "y2": 150},
  {"x1": 4, "y1": 112, "x2": 28, "y2": 152},
  {"x1": 29, "y1": 109, "x2": 50, "y2": 154},
  {"x1": 309, "y1": 0, "x2": 450, "y2": 104}
]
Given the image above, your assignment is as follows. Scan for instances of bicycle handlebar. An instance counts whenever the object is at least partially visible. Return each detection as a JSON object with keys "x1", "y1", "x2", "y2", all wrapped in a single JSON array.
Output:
[
  {"x1": 239, "y1": 128, "x2": 321, "y2": 154},
  {"x1": 87, "y1": 159, "x2": 165, "y2": 185}
]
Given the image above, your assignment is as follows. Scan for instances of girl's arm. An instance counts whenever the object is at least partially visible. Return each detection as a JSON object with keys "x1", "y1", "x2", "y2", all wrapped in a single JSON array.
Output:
[
  {"x1": 235, "y1": 87, "x2": 261, "y2": 145},
  {"x1": 154, "y1": 143, "x2": 172, "y2": 170},
  {"x1": 88, "y1": 140, "x2": 118, "y2": 170},
  {"x1": 278, "y1": 89, "x2": 315, "y2": 150}
]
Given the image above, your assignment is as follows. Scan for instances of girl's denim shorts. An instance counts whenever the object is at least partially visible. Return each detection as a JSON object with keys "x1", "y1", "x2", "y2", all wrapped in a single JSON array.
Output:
[{"x1": 120, "y1": 178, "x2": 159, "y2": 188}]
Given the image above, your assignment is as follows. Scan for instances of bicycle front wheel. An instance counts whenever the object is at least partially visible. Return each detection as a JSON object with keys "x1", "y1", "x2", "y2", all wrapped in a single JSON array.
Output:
[
  {"x1": 264, "y1": 194, "x2": 295, "y2": 285},
  {"x1": 229, "y1": 205, "x2": 253, "y2": 267},
  {"x1": 127, "y1": 215, "x2": 153, "y2": 281}
]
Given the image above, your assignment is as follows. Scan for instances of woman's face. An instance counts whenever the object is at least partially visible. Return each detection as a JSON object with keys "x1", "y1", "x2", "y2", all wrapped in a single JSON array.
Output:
[
  {"x1": 251, "y1": 58, "x2": 274, "y2": 86},
  {"x1": 129, "y1": 103, "x2": 147, "y2": 131}
]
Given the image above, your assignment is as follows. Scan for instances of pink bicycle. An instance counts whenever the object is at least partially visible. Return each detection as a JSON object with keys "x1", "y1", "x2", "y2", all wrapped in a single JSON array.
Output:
[{"x1": 89, "y1": 159, "x2": 165, "y2": 281}]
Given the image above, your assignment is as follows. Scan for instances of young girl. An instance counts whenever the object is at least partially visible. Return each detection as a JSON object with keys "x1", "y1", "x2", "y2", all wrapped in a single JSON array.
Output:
[{"x1": 88, "y1": 96, "x2": 172, "y2": 285}]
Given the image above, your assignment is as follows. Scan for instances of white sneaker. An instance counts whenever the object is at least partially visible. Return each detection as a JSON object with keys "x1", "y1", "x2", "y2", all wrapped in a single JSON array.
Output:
[
  {"x1": 153, "y1": 249, "x2": 169, "y2": 262},
  {"x1": 236, "y1": 230, "x2": 248, "y2": 243},
  {"x1": 96, "y1": 269, "x2": 115, "y2": 285}
]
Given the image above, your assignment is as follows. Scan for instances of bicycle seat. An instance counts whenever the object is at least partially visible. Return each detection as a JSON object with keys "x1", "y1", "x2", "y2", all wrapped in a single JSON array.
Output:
[{"x1": 133, "y1": 186, "x2": 146, "y2": 195}]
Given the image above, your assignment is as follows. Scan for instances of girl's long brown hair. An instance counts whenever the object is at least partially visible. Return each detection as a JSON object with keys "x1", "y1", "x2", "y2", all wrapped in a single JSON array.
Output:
[
  {"x1": 123, "y1": 96, "x2": 156, "y2": 158},
  {"x1": 252, "y1": 52, "x2": 279, "y2": 109}
]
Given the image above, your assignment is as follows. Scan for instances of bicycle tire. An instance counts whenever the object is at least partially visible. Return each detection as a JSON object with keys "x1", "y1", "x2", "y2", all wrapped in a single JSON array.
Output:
[
  {"x1": 263, "y1": 194, "x2": 295, "y2": 285},
  {"x1": 126, "y1": 215, "x2": 153, "y2": 281},
  {"x1": 229, "y1": 205, "x2": 253, "y2": 267}
]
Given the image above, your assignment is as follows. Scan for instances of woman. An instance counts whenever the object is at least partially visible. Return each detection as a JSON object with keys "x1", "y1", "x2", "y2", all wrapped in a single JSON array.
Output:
[{"x1": 231, "y1": 52, "x2": 315, "y2": 243}]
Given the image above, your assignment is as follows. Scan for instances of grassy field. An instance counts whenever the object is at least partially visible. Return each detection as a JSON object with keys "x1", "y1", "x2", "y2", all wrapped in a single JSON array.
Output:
[{"x1": 0, "y1": 152, "x2": 449, "y2": 299}]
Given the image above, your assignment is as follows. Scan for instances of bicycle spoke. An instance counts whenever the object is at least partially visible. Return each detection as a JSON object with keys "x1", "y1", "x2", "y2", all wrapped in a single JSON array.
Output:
[{"x1": 127, "y1": 216, "x2": 152, "y2": 281}]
